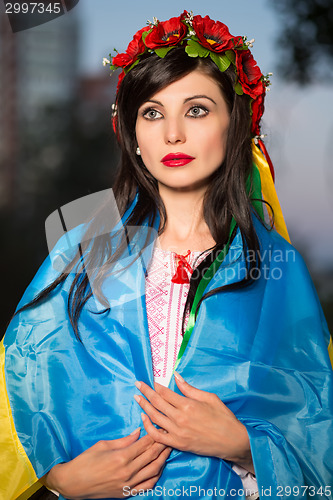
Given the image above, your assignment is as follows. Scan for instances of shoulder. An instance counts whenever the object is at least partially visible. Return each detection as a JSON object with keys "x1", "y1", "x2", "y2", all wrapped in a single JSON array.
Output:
[
  {"x1": 252, "y1": 214, "x2": 307, "y2": 271},
  {"x1": 3, "y1": 223, "x2": 87, "y2": 347},
  {"x1": 252, "y1": 215, "x2": 331, "y2": 359},
  {"x1": 251, "y1": 214, "x2": 317, "y2": 295},
  {"x1": 18, "y1": 223, "x2": 87, "y2": 307}
]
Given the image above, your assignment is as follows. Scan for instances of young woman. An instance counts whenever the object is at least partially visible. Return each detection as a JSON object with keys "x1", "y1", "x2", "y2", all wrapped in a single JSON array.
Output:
[{"x1": 1, "y1": 12, "x2": 333, "y2": 500}]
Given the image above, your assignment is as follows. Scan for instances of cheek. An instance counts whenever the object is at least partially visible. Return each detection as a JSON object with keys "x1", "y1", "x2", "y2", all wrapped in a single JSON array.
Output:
[
  {"x1": 135, "y1": 124, "x2": 158, "y2": 175},
  {"x1": 136, "y1": 123, "x2": 157, "y2": 159},
  {"x1": 201, "y1": 123, "x2": 229, "y2": 163},
  {"x1": 135, "y1": 123, "x2": 143, "y2": 149}
]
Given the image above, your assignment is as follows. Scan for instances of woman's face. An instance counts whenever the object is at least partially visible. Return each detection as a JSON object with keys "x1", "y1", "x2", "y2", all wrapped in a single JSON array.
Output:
[{"x1": 135, "y1": 69, "x2": 230, "y2": 192}]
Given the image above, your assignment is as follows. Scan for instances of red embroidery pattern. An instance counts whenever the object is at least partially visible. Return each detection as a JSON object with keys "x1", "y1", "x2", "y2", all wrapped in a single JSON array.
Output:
[{"x1": 145, "y1": 246, "x2": 210, "y2": 385}]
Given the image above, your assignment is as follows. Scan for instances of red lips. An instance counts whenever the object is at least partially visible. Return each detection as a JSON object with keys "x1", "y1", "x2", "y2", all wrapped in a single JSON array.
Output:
[{"x1": 161, "y1": 152, "x2": 195, "y2": 167}]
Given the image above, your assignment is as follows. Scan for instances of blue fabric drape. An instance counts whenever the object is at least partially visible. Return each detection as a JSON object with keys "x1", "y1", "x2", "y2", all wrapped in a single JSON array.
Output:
[{"x1": 3, "y1": 203, "x2": 333, "y2": 500}]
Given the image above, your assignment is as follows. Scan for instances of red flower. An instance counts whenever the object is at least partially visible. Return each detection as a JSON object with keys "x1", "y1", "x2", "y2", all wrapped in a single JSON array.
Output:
[
  {"x1": 144, "y1": 15, "x2": 187, "y2": 49},
  {"x1": 235, "y1": 50, "x2": 263, "y2": 98},
  {"x1": 251, "y1": 92, "x2": 265, "y2": 135},
  {"x1": 112, "y1": 114, "x2": 118, "y2": 136},
  {"x1": 192, "y1": 14, "x2": 243, "y2": 52},
  {"x1": 112, "y1": 26, "x2": 151, "y2": 69}
]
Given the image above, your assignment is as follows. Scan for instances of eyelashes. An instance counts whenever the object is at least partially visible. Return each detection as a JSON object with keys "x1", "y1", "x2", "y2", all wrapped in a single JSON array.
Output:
[
  {"x1": 141, "y1": 108, "x2": 163, "y2": 120},
  {"x1": 140, "y1": 104, "x2": 210, "y2": 120},
  {"x1": 186, "y1": 105, "x2": 209, "y2": 118}
]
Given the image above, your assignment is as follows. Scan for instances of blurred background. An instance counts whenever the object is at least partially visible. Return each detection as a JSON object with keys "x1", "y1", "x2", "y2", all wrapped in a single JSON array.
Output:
[{"x1": 0, "y1": 0, "x2": 332, "y2": 336}]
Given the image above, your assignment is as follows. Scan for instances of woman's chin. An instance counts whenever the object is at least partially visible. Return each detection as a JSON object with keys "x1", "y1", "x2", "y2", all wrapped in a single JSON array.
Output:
[{"x1": 157, "y1": 179, "x2": 212, "y2": 193}]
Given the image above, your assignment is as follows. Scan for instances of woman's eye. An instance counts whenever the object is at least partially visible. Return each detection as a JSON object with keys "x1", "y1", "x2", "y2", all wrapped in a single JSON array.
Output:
[
  {"x1": 142, "y1": 109, "x2": 163, "y2": 120},
  {"x1": 187, "y1": 106, "x2": 208, "y2": 118}
]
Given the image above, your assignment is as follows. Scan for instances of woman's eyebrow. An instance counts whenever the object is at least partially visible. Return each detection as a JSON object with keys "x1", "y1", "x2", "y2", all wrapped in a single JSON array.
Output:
[
  {"x1": 142, "y1": 99, "x2": 164, "y2": 107},
  {"x1": 141, "y1": 95, "x2": 217, "y2": 108},
  {"x1": 184, "y1": 95, "x2": 217, "y2": 105}
]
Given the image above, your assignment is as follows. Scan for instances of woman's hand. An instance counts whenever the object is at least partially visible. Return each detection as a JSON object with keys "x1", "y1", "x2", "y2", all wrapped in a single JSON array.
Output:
[
  {"x1": 40, "y1": 428, "x2": 171, "y2": 499},
  {"x1": 134, "y1": 372, "x2": 254, "y2": 474}
]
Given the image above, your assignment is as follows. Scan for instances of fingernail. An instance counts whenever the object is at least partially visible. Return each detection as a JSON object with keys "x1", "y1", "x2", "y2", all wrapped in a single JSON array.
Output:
[
  {"x1": 130, "y1": 426, "x2": 141, "y2": 435},
  {"x1": 174, "y1": 371, "x2": 184, "y2": 383},
  {"x1": 141, "y1": 412, "x2": 147, "y2": 421},
  {"x1": 134, "y1": 394, "x2": 141, "y2": 403},
  {"x1": 135, "y1": 381, "x2": 142, "y2": 389}
]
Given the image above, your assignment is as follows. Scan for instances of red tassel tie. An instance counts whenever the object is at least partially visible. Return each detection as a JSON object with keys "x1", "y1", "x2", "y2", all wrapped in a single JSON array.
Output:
[
  {"x1": 258, "y1": 138, "x2": 275, "y2": 183},
  {"x1": 171, "y1": 250, "x2": 193, "y2": 284}
]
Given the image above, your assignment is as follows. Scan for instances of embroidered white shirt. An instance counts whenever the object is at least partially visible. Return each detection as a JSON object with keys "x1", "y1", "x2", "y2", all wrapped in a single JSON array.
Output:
[{"x1": 145, "y1": 243, "x2": 258, "y2": 496}]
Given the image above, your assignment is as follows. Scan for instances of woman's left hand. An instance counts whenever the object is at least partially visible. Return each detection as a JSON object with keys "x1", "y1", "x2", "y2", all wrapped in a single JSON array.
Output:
[{"x1": 134, "y1": 372, "x2": 254, "y2": 474}]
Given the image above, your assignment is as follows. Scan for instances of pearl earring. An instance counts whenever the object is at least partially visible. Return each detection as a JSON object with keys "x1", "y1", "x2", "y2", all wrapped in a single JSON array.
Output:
[{"x1": 136, "y1": 147, "x2": 141, "y2": 156}]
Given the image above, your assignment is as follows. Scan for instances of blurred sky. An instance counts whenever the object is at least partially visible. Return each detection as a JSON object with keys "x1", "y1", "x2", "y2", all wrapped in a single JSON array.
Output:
[{"x1": 56, "y1": 0, "x2": 333, "y2": 269}]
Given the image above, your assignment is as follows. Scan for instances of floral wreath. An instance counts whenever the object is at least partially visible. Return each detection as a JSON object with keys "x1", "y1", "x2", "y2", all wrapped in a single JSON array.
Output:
[{"x1": 103, "y1": 11, "x2": 272, "y2": 137}]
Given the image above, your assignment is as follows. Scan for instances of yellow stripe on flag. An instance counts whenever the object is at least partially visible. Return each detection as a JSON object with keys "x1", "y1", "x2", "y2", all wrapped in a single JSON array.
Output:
[
  {"x1": 251, "y1": 141, "x2": 291, "y2": 243},
  {"x1": 328, "y1": 337, "x2": 333, "y2": 369},
  {"x1": 16, "y1": 481, "x2": 43, "y2": 500},
  {"x1": 0, "y1": 341, "x2": 38, "y2": 499}
]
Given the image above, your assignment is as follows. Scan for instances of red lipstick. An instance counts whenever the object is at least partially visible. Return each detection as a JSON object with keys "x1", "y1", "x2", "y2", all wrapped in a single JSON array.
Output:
[{"x1": 161, "y1": 153, "x2": 195, "y2": 168}]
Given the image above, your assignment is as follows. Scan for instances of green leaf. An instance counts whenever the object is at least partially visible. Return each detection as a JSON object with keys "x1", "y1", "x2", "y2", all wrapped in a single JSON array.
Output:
[
  {"x1": 109, "y1": 64, "x2": 118, "y2": 71},
  {"x1": 125, "y1": 59, "x2": 140, "y2": 73},
  {"x1": 225, "y1": 50, "x2": 236, "y2": 63},
  {"x1": 234, "y1": 82, "x2": 244, "y2": 95},
  {"x1": 142, "y1": 30, "x2": 151, "y2": 44},
  {"x1": 185, "y1": 45, "x2": 198, "y2": 57},
  {"x1": 196, "y1": 45, "x2": 210, "y2": 58},
  {"x1": 209, "y1": 53, "x2": 231, "y2": 72},
  {"x1": 182, "y1": 20, "x2": 193, "y2": 32},
  {"x1": 186, "y1": 39, "x2": 209, "y2": 58},
  {"x1": 155, "y1": 46, "x2": 174, "y2": 58},
  {"x1": 185, "y1": 45, "x2": 199, "y2": 57}
]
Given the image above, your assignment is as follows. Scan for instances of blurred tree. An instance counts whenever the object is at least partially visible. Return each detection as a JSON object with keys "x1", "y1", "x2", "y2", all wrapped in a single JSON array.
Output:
[{"x1": 269, "y1": 0, "x2": 333, "y2": 83}]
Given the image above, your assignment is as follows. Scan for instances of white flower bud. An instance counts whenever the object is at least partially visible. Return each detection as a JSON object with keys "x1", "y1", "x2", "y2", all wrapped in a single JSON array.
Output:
[{"x1": 246, "y1": 38, "x2": 255, "y2": 47}]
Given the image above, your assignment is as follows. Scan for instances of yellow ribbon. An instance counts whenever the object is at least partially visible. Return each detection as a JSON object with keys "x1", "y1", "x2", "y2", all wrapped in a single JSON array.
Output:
[{"x1": 251, "y1": 140, "x2": 291, "y2": 243}]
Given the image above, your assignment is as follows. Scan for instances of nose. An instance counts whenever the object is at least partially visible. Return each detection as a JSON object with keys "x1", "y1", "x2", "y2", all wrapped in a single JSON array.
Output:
[{"x1": 164, "y1": 116, "x2": 186, "y2": 145}]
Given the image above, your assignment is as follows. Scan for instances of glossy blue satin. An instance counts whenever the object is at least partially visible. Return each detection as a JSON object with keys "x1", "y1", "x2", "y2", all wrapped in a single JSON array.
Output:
[{"x1": 4, "y1": 202, "x2": 333, "y2": 499}]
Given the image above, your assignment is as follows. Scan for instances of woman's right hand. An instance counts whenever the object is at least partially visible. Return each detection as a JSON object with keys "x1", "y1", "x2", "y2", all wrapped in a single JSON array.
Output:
[{"x1": 40, "y1": 428, "x2": 171, "y2": 499}]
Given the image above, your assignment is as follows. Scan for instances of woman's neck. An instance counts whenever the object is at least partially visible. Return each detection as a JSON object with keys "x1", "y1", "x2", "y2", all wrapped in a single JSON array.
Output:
[{"x1": 157, "y1": 185, "x2": 216, "y2": 254}]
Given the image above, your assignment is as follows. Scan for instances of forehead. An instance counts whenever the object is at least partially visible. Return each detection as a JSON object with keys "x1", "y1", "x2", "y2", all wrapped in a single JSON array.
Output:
[{"x1": 146, "y1": 70, "x2": 224, "y2": 103}]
